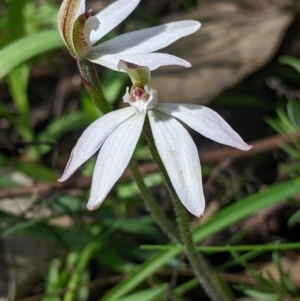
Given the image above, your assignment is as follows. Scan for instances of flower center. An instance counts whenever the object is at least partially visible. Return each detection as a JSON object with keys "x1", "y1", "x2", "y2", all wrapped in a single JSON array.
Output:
[
  {"x1": 118, "y1": 60, "x2": 158, "y2": 113},
  {"x1": 123, "y1": 83, "x2": 158, "y2": 114},
  {"x1": 130, "y1": 84, "x2": 150, "y2": 102}
]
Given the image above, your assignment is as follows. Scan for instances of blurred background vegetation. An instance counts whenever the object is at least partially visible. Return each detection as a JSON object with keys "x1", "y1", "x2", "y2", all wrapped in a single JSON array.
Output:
[{"x1": 1, "y1": 0, "x2": 300, "y2": 300}]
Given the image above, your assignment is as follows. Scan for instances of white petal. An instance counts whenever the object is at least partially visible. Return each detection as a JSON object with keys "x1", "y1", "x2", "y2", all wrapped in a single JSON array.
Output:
[
  {"x1": 91, "y1": 21, "x2": 201, "y2": 54},
  {"x1": 89, "y1": 0, "x2": 141, "y2": 45},
  {"x1": 148, "y1": 110, "x2": 205, "y2": 217},
  {"x1": 87, "y1": 112, "x2": 145, "y2": 210},
  {"x1": 84, "y1": 16, "x2": 100, "y2": 48},
  {"x1": 157, "y1": 103, "x2": 252, "y2": 151},
  {"x1": 87, "y1": 52, "x2": 191, "y2": 71},
  {"x1": 58, "y1": 107, "x2": 135, "y2": 182}
]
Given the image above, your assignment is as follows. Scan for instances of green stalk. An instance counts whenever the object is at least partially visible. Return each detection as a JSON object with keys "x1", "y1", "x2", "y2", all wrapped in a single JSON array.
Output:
[
  {"x1": 143, "y1": 116, "x2": 228, "y2": 301},
  {"x1": 141, "y1": 242, "x2": 300, "y2": 252},
  {"x1": 171, "y1": 194, "x2": 229, "y2": 301},
  {"x1": 129, "y1": 159, "x2": 181, "y2": 242},
  {"x1": 77, "y1": 59, "x2": 111, "y2": 114}
]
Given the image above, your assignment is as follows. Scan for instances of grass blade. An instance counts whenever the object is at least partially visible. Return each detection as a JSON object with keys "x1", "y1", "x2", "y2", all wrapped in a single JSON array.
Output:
[
  {"x1": 100, "y1": 178, "x2": 300, "y2": 301},
  {"x1": 0, "y1": 30, "x2": 64, "y2": 78}
]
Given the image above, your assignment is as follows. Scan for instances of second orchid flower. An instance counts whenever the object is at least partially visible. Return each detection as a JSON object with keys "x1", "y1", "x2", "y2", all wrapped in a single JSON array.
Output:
[{"x1": 58, "y1": 0, "x2": 200, "y2": 71}]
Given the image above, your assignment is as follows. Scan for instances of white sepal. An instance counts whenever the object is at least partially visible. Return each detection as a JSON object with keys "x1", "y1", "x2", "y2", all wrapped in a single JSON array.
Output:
[
  {"x1": 148, "y1": 110, "x2": 205, "y2": 217},
  {"x1": 157, "y1": 103, "x2": 252, "y2": 151},
  {"x1": 91, "y1": 21, "x2": 201, "y2": 54},
  {"x1": 87, "y1": 52, "x2": 191, "y2": 71},
  {"x1": 58, "y1": 107, "x2": 135, "y2": 182},
  {"x1": 86, "y1": 112, "x2": 145, "y2": 210},
  {"x1": 89, "y1": 0, "x2": 141, "y2": 45}
]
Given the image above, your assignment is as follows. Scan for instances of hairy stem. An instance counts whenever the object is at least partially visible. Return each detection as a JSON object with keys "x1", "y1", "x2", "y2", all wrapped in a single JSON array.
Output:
[
  {"x1": 129, "y1": 159, "x2": 181, "y2": 242},
  {"x1": 77, "y1": 59, "x2": 111, "y2": 114},
  {"x1": 171, "y1": 191, "x2": 229, "y2": 301}
]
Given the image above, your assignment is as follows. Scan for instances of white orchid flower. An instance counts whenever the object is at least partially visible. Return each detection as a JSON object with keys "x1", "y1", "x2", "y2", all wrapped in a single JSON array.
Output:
[
  {"x1": 58, "y1": 61, "x2": 252, "y2": 217},
  {"x1": 58, "y1": 0, "x2": 200, "y2": 71}
]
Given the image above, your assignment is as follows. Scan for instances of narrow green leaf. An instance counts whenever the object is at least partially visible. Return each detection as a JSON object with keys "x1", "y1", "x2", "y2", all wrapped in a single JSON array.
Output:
[
  {"x1": 239, "y1": 288, "x2": 275, "y2": 300},
  {"x1": 100, "y1": 178, "x2": 300, "y2": 301},
  {"x1": 0, "y1": 30, "x2": 64, "y2": 78},
  {"x1": 42, "y1": 258, "x2": 62, "y2": 301},
  {"x1": 14, "y1": 161, "x2": 58, "y2": 181},
  {"x1": 192, "y1": 179, "x2": 300, "y2": 243},
  {"x1": 63, "y1": 241, "x2": 102, "y2": 301},
  {"x1": 36, "y1": 111, "x2": 87, "y2": 155},
  {"x1": 141, "y1": 242, "x2": 300, "y2": 253},
  {"x1": 116, "y1": 173, "x2": 163, "y2": 199},
  {"x1": 2, "y1": 218, "x2": 46, "y2": 236},
  {"x1": 287, "y1": 100, "x2": 300, "y2": 129},
  {"x1": 173, "y1": 279, "x2": 198, "y2": 296},
  {"x1": 288, "y1": 210, "x2": 300, "y2": 228},
  {"x1": 8, "y1": 64, "x2": 30, "y2": 117},
  {"x1": 116, "y1": 285, "x2": 168, "y2": 301},
  {"x1": 279, "y1": 55, "x2": 300, "y2": 74}
]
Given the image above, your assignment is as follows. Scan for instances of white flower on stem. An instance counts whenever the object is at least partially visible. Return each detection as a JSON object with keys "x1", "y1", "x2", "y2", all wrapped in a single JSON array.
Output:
[
  {"x1": 58, "y1": 0, "x2": 200, "y2": 70},
  {"x1": 58, "y1": 61, "x2": 252, "y2": 217}
]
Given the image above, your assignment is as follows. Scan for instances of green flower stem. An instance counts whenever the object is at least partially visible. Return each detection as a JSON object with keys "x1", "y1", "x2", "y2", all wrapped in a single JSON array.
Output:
[
  {"x1": 77, "y1": 59, "x2": 112, "y2": 114},
  {"x1": 76, "y1": 59, "x2": 180, "y2": 242},
  {"x1": 171, "y1": 194, "x2": 228, "y2": 301},
  {"x1": 129, "y1": 159, "x2": 181, "y2": 242},
  {"x1": 141, "y1": 242, "x2": 300, "y2": 252},
  {"x1": 143, "y1": 116, "x2": 228, "y2": 301}
]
